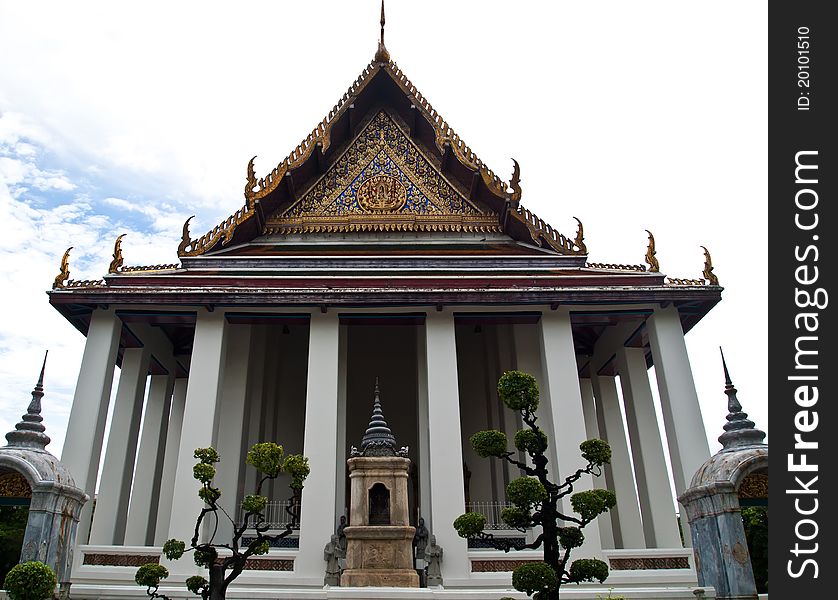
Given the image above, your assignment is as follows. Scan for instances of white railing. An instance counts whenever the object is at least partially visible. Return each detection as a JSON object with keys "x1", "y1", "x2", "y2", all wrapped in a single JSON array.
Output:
[
  {"x1": 236, "y1": 500, "x2": 299, "y2": 530},
  {"x1": 466, "y1": 501, "x2": 517, "y2": 530}
]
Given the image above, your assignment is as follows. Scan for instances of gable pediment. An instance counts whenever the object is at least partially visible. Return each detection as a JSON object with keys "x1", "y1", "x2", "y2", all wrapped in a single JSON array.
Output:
[{"x1": 266, "y1": 111, "x2": 500, "y2": 234}]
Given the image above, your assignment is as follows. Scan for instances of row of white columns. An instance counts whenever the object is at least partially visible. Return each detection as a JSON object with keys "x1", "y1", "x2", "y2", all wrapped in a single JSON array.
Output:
[{"x1": 61, "y1": 304, "x2": 708, "y2": 585}]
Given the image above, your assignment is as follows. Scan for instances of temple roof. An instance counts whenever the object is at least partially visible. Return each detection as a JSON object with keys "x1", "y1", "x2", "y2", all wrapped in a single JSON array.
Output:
[{"x1": 176, "y1": 53, "x2": 584, "y2": 258}]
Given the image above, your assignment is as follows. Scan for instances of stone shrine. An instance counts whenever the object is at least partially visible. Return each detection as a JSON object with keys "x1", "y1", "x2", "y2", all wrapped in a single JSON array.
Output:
[{"x1": 341, "y1": 380, "x2": 419, "y2": 587}]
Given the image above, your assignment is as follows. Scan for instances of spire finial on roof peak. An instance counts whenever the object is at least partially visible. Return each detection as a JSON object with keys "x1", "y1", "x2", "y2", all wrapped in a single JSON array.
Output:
[
  {"x1": 5, "y1": 350, "x2": 52, "y2": 450},
  {"x1": 717, "y1": 347, "x2": 766, "y2": 450},
  {"x1": 375, "y1": 0, "x2": 391, "y2": 63}
]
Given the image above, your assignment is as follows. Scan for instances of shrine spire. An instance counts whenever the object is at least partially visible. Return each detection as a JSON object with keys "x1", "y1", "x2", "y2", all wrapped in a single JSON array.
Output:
[
  {"x1": 717, "y1": 347, "x2": 766, "y2": 450},
  {"x1": 5, "y1": 350, "x2": 52, "y2": 450},
  {"x1": 375, "y1": 0, "x2": 390, "y2": 63}
]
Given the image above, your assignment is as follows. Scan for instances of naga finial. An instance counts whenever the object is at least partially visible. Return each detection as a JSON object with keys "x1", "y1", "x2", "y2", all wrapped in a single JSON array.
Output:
[
  {"x1": 244, "y1": 156, "x2": 257, "y2": 200},
  {"x1": 374, "y1": 0, "x2": 390, "y2": 63},
  {"x1": 52, "y1": 247, "x2": 72, "y2": 289},
  {"x1": 572, "y1": 216, "x2": 587, "y2": 254},
  {"x1": 178, "y1": 216, "x2": 195, "y2": 257},
  {"x1": 108, "y1": 234, "x2": 126, "y2": 274},
  {"x1": 509, "y1": 158, "x2": 522, "y2": 206},
  {"x1": 701, "y1": 245, "x2": 719, "y2": 285},
  {"x1": 644, "y1": 230, "x2": 660, "y2": 273}
]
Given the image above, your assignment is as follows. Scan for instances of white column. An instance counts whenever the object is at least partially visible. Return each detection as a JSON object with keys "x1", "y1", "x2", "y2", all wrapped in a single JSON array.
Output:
[
  {"x1": 425, "y1": 311, "x2": 470, "y2": 583},
  {"x1": 90, "y1": 346, "x2": 151, "y2": 545},
  {"x1": 61, "y1": 308, "x2": 121, "y2": 544},
  {"x1": 166, "y1": 311, "x2": 228, "y2": 552},
  {"x1": 214, "y1": 325, "x2": 252, "y2": 539},
  {"x1": 579, "y1": 378, "x2": 615, "y2": 550},
  {"x1": 511, "y1": 323, "x2": 559, "y2": 478},
  {"x1": 416, "y1": 320, "x2": 432, "y2": 528},
  {"x1": 592, "y1": 374, "x2": 646, "y2": 549},
  {"x1": 646, "y1": 306, "x2": 711, "y2": 545},
  {"x1": 154, "y1": 377, "x2": 188, "y2": 545},
  {"x1": 334, "y1": 323, "x2": 349, "y2": 522},
  {"x1": 617, "y1": 346, "x2": 683, "y2": 548},
  {"x1": 242, "y1": 327, "x2": 267, "y2": 502},
  {"x1": 125, "y1": 373, "x2": 174, "y2": 545},
  {"x1": 538, "y1": 310, "x2": 602, "y2": 557},
  {"x1": 296, "y1": 312, "x2": 340, "y2": 582}
]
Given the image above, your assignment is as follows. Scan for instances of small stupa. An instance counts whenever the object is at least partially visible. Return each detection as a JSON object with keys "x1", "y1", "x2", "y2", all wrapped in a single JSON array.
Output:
[{"x1": 341, "y1": 379, "x2": 418, "y2": 587}]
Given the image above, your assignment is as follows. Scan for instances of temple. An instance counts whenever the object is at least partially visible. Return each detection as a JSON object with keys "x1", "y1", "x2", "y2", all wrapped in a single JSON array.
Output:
[{"x1": 45, "y1": 5, "x2": 723, "y2": 598}]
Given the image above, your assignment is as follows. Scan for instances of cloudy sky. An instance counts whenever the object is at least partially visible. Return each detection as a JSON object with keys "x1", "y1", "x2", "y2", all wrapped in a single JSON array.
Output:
[{"x1": 0, "y1": 1, "x2": 766, "y2": 472}]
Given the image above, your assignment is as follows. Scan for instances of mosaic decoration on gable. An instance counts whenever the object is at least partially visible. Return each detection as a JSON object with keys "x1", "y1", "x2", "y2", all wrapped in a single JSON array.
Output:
[
  {"x1": 267, "y1": 111, "x2": 500, "y2": 234},
  {"x1": 0, "y1": 470, "x2": 32, "y2": 499}
]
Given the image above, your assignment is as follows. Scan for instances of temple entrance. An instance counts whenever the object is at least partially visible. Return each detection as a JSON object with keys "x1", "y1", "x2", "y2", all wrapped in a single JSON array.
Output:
[
  {"x1": 739, "y1": 471, "x2": 768, "y2": 594},
  {"x1": 343, "y1": 319, "x2": 420, "y2": 525},
  {"x1": 0, "y1": 469, "x2": 32, "y2": 584}
]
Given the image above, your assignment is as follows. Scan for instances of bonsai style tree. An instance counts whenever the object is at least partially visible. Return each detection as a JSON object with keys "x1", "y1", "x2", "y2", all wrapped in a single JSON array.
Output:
[
  {"x1": 135, "y1": 442, "x2": 309, "y2": 600},
  {"x1": 453, "y1": 370, "x2": 615, "y2": 599}
]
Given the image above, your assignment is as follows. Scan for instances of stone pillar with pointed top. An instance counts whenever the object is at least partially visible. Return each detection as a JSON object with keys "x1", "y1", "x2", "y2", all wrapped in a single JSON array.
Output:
[
  {"x1": 340, "y1": 379, "x2": 419, "y2": 587},
  {"x1": 678, "y1": 349, "x2": 767, "y2": 600},
  {"x1": 0, "y1": 352, "x2": 88, "y2": 592}
]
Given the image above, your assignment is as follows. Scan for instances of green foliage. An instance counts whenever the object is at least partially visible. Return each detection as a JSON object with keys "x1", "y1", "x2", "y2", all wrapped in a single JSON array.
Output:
[
  {"x1": 193, "y1": 548, "x2": 214, "y2": 568},
  {"x1": 162, "y1": 538, "x2": 186, "y2": 560},
  {"x1": 514, "y1": 428, "x2": 548, "y2": 454},
  {"x1": 0, "y1": 505, "x2": 28, "y2": 586},
  {"x1": 192, "y1": 462, "x2": 216, "y2": 484},
  {"x1": 198, "y1": 486, "x2": 221, "y2": 504},
  {"x1": 185, "y1": 575, "x2": 208, "y2": 595},
  {"x1": 134, "y1": 563, "x2": 169, "y2": 588},
  {"x1": 250, "y1": 539, "x2": 270, "y2": 556},
  {"x1": 501, "y1": 506, "x2": 532, "y2": 529},
  {"x1": 506, "y1": 476, "x2": 548, "y2": 508},
  {"x1": 453, "y1": 512, "x2": 486, "y2": 537},
  {"x1": 558, "y1": 526, "x2": 584, "y2": 549},
  {"x1": 3, "y1": 561, "x2": 57, "y2": 600},
  {"x1": 742, "y1": 506, "x2": 768, "y2": 593},
  {"x1": 246, "y1": 442, "x2": 284, "y2": 477},
  {"x1": 193, "y1": 447, "x2": 220, "y2": 464},
  {"x1": 470, "y1": 429, "x2": 508, "y2": 458},
  {"x1": 497, "y1": 370, "x2": 539, "y2": 412},
  {"x1": 568, "y1": 558, "x2": 609, "y2": 583},
  {"x1": 511, "y1": 562, "x2": 558, "y2": 595},
  {"x1": 580, "y1": 439, "x2": 612, "y2": 466},
  {"x1": 241, "y1": 494, "x2": 268, "y2": 514},
  {"x1": 597, "y1": 588, "x2": 627, "y2": 600},
  {"x1": 570, "y1": 489, "x2": 616, "y2": 522},
  {"x1": 282, "y1": 454, "x2": 310, "y2": 490}
]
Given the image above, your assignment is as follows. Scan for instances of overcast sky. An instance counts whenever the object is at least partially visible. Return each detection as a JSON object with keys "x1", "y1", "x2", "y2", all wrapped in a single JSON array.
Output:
[{"x1": 0, "y1": 1, "x2": 766, "y2": 471}]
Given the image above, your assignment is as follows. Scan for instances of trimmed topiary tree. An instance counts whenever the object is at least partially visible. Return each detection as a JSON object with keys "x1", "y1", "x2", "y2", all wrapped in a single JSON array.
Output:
[
  {"x1": 3, "y1": 561, "x2": 57, "y2": 600},
  {"x1": 454, "y1": 370, "x2": 616, "y2": 599},
  {"x1": 135, "y1": 442, "x2": 309, "y2": 600}
]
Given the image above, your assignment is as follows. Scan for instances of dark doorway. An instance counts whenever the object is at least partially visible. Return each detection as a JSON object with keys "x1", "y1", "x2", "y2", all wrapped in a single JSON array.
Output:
[{"x1": 368, "y1": 483, "x2": 391, "y2": 525}]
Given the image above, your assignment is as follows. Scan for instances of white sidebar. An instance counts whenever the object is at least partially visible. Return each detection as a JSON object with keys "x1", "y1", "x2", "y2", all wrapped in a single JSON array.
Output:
[{"x1": 579, "y1": 378, "x2": 615, "y2": 550}]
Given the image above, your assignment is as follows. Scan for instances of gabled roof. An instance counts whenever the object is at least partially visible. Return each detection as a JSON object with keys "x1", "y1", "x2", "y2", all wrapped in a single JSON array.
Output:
[{"x1": 177, "y1": 54, "x2": 586, "y2": 258}]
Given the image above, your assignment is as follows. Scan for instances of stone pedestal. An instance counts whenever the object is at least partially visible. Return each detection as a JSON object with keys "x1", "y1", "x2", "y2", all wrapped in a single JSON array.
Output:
[{"x1": 341, "y1": 455, "x2": 418, "y2": 587}]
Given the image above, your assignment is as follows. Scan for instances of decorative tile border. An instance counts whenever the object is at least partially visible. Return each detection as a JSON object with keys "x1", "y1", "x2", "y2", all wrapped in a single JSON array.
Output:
[
  {"x1": 242, "y1": 558, "x2": 294, "y2": 571},
  {"x1": 471, "y1": 559, "x2": 540, "y2": 572},
  {"x1": 609, "y1": 556, "x2": 690, "y2": 570},
  {"x1": 83, "y1": 554, "x2": 159, "y2": 567}
]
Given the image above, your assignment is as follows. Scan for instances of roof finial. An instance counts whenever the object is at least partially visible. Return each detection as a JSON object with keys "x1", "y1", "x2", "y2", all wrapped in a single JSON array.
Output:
[
  {"x1": 358, "y1": 377, "x2": 398, "y2": 456},
  {"x1": 375, "y1": 0, "x2": 390, "y2": 63},
  {"x1": 717, "y1": 347, "x2": 766, "y2": 450},
  {"x1": 5, "y1": 350, "x2": 52, "y2": 450},
  {"x1": 644, "y1": 230, "x2": 660, "y2": 273}
]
